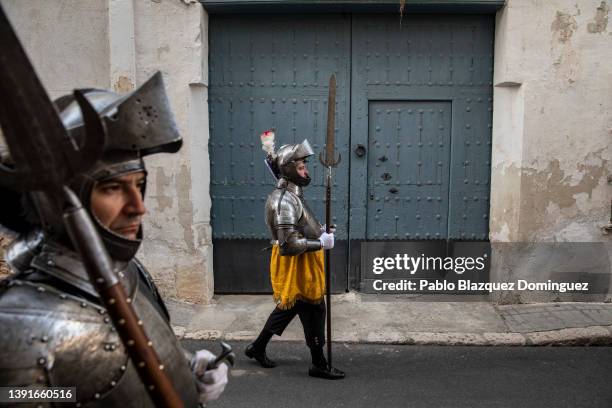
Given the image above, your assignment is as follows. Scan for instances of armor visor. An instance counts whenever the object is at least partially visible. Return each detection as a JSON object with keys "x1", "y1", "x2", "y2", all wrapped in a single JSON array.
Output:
[
  {"x1": 276, "y1": 139, "x2": 314, "y2": 168},
  {"x1": 60, "y1": 72, "x2": 182, "y2": 156}
]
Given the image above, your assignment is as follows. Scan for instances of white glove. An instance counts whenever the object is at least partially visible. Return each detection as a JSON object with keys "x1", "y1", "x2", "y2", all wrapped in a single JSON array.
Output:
[
  {"x1": 192, "y1": 349, "x2": 229, "y2": 404},
  {"x1": 319, "y1": 231, "x2": 335, "y2": 250},
  {"x1": 320, "y1": 224, "x2": 337, "y2": 234}
]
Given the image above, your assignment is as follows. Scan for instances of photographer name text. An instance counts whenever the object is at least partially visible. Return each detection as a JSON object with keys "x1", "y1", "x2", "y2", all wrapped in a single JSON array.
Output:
[{"x1": 372, "y1": 279, "x2": 589, "y2": 293}]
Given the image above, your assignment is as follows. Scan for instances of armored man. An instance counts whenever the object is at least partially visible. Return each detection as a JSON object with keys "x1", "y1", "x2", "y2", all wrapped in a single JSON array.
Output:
[
  {"x1": 244, "y1": 131, "x2": 345, "y2": 380},
  {"x1": 0, "y1": 73, "x2": 228, "y2": 406}
]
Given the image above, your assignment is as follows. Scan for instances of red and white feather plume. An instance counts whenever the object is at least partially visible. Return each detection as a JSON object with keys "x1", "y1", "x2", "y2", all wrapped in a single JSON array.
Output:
[{"x1": 260, "y1": 129, "x2": 275, "y2": 157}]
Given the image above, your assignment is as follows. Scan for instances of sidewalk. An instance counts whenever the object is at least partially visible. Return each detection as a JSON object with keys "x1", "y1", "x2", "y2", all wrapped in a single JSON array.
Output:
[{"x1": 167, "y1": 293, "x2": 612, "y2": 346}]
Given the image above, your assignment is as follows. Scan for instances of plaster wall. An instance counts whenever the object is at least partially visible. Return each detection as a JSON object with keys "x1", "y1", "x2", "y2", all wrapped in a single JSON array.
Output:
[
  {"x1": 132, "y1": 0, "x2": 213, "y2": 304},
  {"x1": 2, "y1": 0, "x2": 111, "y2": 97},
  {"x1": 491, "y1": 0, "x2": 611, "y2": 242},
  {"x1": 490, "y1": 0, "x2": 612, "y2": 302}
]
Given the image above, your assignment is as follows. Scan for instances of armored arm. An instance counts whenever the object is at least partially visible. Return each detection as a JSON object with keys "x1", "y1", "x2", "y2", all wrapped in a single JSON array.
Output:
[{"x1": 277, "y1": 226, "x2": 322, "y2": 256}]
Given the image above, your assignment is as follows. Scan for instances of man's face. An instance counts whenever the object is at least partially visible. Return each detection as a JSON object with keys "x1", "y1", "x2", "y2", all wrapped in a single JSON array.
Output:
[
  {"x1": 90, "y1": 171, "x2": 146, "y2": 240},
  {"x1": 296, "y1": 160, "x2": 309, "y2": 179}
]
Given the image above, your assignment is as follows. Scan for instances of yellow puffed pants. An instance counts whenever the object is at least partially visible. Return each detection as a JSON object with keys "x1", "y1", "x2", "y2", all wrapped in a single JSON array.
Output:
[{"x1": 270, "y1": 244, "x2": 325, "y2": 310}]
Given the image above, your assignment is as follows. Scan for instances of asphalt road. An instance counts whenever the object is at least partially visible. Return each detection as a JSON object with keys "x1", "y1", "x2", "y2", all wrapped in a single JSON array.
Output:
[{"x1": 182, "y1": 340, "x2": 612, "y2": 408}]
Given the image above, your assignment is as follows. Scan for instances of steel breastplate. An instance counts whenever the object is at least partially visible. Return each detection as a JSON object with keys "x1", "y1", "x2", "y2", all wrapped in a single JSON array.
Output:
[
  {"x1": 265, "y1": 179, "x2": 321, "y2": 241},
  {"x1": 0, "y1": 245, "x2": 200, "y2": 407},
  {"x1": 297, "y1": 198, "x2": 321, "y2": 239}
]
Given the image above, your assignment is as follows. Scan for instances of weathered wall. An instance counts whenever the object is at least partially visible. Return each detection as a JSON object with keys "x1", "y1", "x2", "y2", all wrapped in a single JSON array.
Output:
[
  {"x1": 3, "y1": 0, "x2": 111, "y2": 97},
  {"x1": 2, "y1": 0, "x2": 610, "y2": 305},
  {"x1": 1, "y1": 0, "x2": 213, "y2": 304},
  {"x1": 131, "y1": 1, "x2": 213, "y2": 304},
  {"x1": 490, "y1": 0, "x2": 612, "y2": 302}
]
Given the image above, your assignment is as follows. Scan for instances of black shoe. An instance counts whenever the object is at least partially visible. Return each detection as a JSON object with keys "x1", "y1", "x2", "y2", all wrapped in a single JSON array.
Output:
[
  {"x1": 308, "y1": 364, "x2": 345, "y2": 380},
  {"x1": 245, "y1": 343, "x2": 277, "y2": 368}
]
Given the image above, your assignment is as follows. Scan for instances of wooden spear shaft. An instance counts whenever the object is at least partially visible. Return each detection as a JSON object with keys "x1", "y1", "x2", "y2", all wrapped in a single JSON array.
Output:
[
  {"x1": 324, "y1": 168, "x2": 333, "y2": 368},
  {"x1": 320, "y1": 73, "x2": 340, "y2": 369}
]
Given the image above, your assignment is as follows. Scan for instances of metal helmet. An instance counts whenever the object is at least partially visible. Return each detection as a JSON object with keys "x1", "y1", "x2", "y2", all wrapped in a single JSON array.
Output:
[
  {"x1": 274, "y1": 139, "x2": 314, "y2": 187},
  {"x1": 30, "y1": 71, "x2": 181, "y2": 261}
]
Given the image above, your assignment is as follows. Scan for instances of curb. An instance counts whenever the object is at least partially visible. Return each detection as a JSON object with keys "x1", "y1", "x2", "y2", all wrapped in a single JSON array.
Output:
[{"x1": 173, "y1": 325, "x2": 612, "y2": 347}]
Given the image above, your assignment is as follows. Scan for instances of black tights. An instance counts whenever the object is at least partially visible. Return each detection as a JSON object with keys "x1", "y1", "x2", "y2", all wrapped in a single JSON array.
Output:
[{"x1": 253, "y1": 300, "x2": 326, "y2": 366}]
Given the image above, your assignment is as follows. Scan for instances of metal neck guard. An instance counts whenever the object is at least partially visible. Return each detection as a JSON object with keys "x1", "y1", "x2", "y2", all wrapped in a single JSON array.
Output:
[{"x1": 277, "y1": 177, "x2": 302, "y2": 197}]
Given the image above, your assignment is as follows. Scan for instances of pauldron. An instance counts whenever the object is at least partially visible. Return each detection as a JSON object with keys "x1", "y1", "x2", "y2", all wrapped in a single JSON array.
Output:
[{"x1": 0, "y1": 240, "x2": 200, "y2": 407}]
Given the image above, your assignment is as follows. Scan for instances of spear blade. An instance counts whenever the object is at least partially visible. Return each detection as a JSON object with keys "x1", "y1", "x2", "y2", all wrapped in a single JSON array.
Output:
[{"x1": 325, "y1": 74, "x2": 336, "y2": 164}]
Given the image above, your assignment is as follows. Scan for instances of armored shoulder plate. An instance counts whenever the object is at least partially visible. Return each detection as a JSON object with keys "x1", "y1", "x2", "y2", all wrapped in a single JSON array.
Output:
[
  {"x1": 0, "y1": 255, "x2": 200, "y2": 406},
  {"x1": 5, "y1": 230, "x2": 43, "y2": 272},
  {"x1": 277, "y1": 189, "x2": 303, "y2": 226},
  {"x1": 265, "y1": 185, "x2": 303, "y2": 240}
]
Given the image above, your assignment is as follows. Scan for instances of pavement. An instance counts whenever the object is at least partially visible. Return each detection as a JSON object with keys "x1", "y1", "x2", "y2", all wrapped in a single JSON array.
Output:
[
  {"x1": 167, "y1": 293, "x2": 612, "y2": 346},
  {"x1": 182, "y1": 340, "x2": 612, "y2": 408}
]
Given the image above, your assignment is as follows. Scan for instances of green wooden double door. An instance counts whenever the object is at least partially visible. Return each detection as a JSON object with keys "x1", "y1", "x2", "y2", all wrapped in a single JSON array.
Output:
[{"x1": 209, "y1": 13, "x2": 493, "y2": 293}]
